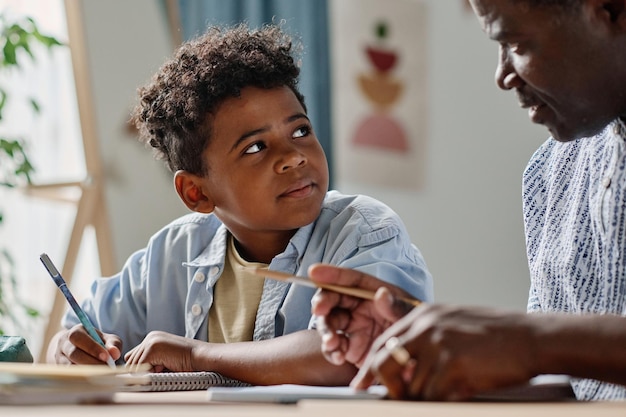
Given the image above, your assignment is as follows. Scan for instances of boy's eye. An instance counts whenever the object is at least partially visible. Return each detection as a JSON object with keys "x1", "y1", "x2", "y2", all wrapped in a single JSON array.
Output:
[
  {"x1": 244, "y1": 141, "x2": 266, "y2": 154},
  {"x1": 293, "y1": 125, "x2": 311, "y2": 138}
]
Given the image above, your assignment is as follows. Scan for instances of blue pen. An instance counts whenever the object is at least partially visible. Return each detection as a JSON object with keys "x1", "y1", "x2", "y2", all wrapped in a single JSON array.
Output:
[{"x1": 40, "y1": 253, "x2": 116, "y2": 368}]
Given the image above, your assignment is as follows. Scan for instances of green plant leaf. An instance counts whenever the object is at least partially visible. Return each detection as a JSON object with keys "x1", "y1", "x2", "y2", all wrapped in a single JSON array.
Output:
[
  {"x1": 15, "y1": 159, "x2": 34, "y2": 183},
  {"x1": 33, "y1": 31, "x2": 64, "y2": 49},
  {"x1": 0, "y1": 88, "x2": 6, "y2": 113},
  {"x1": 2, "y1": 41, "x2": 16, "y2": 66},
  {"x1": 29, "y1": 98, "x2": 40, "y2": 114},
  {"x1": 0, "y1": 138, "x2": 16, "y2": 157}
]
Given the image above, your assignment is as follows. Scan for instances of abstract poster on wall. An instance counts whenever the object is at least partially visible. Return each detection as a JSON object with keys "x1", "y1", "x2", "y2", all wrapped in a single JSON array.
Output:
[{"x1": 329, "y1": 0, "x2": 428, "y2": 190}]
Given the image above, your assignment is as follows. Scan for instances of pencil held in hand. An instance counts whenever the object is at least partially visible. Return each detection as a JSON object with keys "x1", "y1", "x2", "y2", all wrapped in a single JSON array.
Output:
[
  {"x1": 244, "y1": 267, "x2": 422, "y2": 307},
  {"x1": 40, "y1": 253, "x2": 117, "y2": 368}
]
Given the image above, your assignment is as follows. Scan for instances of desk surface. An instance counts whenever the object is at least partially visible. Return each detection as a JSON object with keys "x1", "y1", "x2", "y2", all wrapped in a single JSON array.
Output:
[{"x1": 2, "y1": 391, "x2": 626, "y2": 417}]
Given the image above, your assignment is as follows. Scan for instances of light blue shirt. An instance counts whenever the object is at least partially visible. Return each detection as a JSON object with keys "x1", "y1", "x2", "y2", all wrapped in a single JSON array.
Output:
[
  {"x1": 523, "y1": 119, "x2": 626, "y2": 400},
  {"x1": 63, "y1": 191, "x2": 433, "y2": 357}
]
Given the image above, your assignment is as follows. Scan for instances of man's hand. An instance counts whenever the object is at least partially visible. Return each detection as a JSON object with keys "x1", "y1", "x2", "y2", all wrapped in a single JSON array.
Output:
[
  {"x1": 309, "y1": 264, "x2": 415, "y2": 367},
  {"x1": 352, "y1": 304, "x2": 537, "y2": 401}
]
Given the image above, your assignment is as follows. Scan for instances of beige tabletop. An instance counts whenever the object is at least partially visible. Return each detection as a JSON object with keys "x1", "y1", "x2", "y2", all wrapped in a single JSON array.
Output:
[{"x1": 1, "y1": 391, "x2": 626, "y2": 417}]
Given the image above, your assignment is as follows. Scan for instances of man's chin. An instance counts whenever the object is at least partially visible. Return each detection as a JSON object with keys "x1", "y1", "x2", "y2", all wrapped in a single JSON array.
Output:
[
  {"x1": 549, "y1": 117, "x2": 617, "y2": 142},
  {"x1": 550, "y1": 131, "x2": 578, "y2": 143},
  {"x1": 546, "y1": 124, "x2": 590, "y2": 143}
]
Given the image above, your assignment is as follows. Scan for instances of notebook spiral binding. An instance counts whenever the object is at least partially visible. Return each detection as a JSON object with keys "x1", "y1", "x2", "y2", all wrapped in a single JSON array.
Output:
[{"x1": 146, "y1": 371, "x2": 250, "y2": 392}]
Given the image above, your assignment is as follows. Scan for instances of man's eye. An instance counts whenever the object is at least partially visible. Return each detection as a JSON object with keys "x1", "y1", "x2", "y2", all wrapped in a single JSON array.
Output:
[
  {"x1": 508, "y1": 42, "x2": 523, "y2": 53},
  {"x1": 293, "y1": 126, "x2": 310, "y2": 138},
  {"x1": 244, "y1": 142, "x2": 266, "y2": 154}
]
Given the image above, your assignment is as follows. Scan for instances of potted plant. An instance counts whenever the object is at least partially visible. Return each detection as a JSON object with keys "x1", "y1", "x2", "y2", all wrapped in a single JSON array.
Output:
[{"x1": 0, "y1": 13, "x2": 63, "y2": 335}]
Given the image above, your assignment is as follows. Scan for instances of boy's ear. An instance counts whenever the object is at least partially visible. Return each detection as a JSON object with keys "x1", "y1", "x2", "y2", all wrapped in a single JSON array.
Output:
[{"x1": 174, "y1": 170, "x2": 215, "y2": 213}]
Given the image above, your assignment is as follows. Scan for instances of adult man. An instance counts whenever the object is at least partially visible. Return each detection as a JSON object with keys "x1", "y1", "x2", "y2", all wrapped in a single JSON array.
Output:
[{"x1": 311, "y1": 0, "x2": 626, "y2": 401}]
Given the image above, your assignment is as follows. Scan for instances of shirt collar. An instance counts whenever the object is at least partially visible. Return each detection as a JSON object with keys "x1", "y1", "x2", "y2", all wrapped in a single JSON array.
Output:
[
  {"x1": 183, "y1": 223, "x2": 229, "y2": 268},
  {"x1": 183, "y1": 220, "x2": 317, "y2": 269}
]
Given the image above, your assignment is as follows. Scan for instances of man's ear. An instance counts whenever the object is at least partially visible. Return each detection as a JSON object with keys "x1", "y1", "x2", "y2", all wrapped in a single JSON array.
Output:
[
  {"x1": 593, "y1": 0, "x2": 626, "y2": 26},
  {"x1": 174, "y1": 170, "x2": 215, "y2": 213}
]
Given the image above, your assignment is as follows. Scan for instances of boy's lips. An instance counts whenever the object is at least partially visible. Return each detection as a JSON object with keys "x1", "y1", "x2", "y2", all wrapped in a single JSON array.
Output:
[{"x1": 280, "y1": 180, "x2": 315, "y2": 198}]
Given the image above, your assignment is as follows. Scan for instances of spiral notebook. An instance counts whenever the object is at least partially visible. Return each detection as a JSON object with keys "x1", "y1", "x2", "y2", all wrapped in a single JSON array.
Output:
[{"x1": 118, "y1": 371, "x2": 250, "y2": 392}]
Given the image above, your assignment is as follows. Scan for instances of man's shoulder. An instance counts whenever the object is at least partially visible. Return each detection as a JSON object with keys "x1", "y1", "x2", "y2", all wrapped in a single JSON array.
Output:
[{"x1": 526, "y1": 120, "x2": 620, "y2": 173}]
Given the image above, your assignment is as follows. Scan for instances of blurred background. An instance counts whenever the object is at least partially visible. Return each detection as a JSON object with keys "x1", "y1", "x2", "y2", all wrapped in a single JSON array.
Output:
[{"x1": 0, "y1": 0, "x2": 547, "y2": 360}]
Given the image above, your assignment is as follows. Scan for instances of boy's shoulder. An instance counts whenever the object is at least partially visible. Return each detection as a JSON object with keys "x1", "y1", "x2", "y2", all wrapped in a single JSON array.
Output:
[
  {"x1": 150, "y1": 212, "x2": 222, "y2": 241},
  {"x1": 321, "y1": 190, "x2": 401, "y2": 226},
  {"x1": 167, "y1": 211, "x2": 218, "y2": 227}
]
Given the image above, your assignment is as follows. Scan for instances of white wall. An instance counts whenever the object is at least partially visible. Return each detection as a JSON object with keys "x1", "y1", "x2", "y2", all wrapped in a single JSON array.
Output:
[{"x1": 78, "y1": 0, "x2": 550, "y2": 314}]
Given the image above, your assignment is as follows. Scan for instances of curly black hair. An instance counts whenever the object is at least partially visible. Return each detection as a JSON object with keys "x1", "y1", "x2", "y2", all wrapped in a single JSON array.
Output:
[{"x1": 131, "y1": 23, "x2": 306, "y2": 175}]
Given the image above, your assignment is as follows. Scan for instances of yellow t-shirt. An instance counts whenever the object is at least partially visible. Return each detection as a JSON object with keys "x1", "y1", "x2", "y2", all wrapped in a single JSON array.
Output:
[{"x1": 208, "y1": 235, "x2": 266, "y2": 343}]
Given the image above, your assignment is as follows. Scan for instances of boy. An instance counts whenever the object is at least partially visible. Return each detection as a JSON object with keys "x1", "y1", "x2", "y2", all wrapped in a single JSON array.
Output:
[{"x1": 47, "y1": 23, "x2": 433, "y2": 386}]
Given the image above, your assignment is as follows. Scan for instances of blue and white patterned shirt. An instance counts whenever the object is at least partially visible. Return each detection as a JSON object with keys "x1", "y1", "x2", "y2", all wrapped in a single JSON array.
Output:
[{"x1": 523, "y1": 118, "x2": 626, "y2": 400}]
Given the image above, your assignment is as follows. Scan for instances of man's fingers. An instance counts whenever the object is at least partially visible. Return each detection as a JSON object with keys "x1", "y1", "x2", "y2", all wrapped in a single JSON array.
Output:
[
  {"x1": 373, "y1": 287, "x2": 414, "y2": 322},
  {"x1": 309, "y1": 264, "x2": 383, "y2": 292}
]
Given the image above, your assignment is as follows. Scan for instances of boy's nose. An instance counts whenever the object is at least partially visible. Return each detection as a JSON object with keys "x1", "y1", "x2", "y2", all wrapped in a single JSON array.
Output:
[{"x1": 276, "y1": 147, "x2": 306, "y2": 172}]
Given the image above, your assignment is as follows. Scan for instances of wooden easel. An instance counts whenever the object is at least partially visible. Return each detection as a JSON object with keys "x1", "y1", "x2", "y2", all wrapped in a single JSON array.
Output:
[{"x1": 26, "y1": 0, "x2": 116, "y2": 362}]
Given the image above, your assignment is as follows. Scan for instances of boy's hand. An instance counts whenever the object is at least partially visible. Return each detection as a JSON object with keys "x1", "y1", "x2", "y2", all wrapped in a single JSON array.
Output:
[
  {"x1": 309, "y1": 264, "x2": 415, "y2": 368},
  {"x1": 52, "y1": 324, "x2": 122, "y2": 365},
  {"x1": 124, "y1": 331, "x2": 201, "y2": 373}
]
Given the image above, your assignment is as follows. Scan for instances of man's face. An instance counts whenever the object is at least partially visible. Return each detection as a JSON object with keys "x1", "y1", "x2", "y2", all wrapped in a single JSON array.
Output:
[{"x1": 470, "y1": 0, "x2": 624, "y2": 141}]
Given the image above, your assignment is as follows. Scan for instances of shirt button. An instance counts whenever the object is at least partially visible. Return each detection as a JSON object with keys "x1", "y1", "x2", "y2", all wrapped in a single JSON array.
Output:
[
  {"x1": 209, "y1": 266, "x2": 220, "y2": 277},
  {"x1": 194, "y1": 272, "x2": 206, "y2": 283},
  {"x1": 614, "y1": 124, "x2": 621, "y2": 135},
  {"x1": 191, "y1": 304, "x2": 202, "y2": 316},
  {"x1": 602, "y1": 177, "x2": 611, "y2": 188}
]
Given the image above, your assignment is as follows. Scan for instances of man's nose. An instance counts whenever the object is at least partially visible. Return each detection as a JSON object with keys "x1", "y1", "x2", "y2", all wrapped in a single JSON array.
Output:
[{"x1": 495, "y1": 50, "x2": 523, "y2": 91}]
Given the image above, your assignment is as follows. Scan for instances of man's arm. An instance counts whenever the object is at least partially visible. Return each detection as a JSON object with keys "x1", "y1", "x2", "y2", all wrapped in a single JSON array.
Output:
[{"x1": 352, "y1": 304, "x2": 626, "y2": 400}]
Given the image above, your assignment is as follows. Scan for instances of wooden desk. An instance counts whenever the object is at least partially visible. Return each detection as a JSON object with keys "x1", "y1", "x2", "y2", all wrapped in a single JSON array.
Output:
[{"x1": 1, "y1": 391, "x2": 625, "y2": 417}]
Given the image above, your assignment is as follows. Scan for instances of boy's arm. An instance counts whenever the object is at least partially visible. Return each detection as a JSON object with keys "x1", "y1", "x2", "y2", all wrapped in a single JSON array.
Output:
[{"x1": 124, "y1": 329, "x2": 357, "y2": 385}]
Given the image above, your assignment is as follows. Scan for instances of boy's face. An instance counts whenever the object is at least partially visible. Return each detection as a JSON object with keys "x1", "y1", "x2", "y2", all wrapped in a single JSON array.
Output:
[
  {"x1": 200, "y1": 86, "x2": 329, "y2": 253},
  {"x1": 470, "y1": 0, "x2": 625, "y2": 142}
]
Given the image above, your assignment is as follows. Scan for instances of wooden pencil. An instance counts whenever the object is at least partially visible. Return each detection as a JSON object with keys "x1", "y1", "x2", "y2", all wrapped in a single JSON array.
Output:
[{"x1": 244, "y1": 267, "x2": 422, "y2": 307}]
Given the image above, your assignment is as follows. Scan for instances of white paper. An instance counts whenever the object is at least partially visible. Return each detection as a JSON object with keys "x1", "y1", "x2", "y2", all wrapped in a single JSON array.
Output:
[{"x1": 207, "y1": 384, "x2": 388, "y2": 404}]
